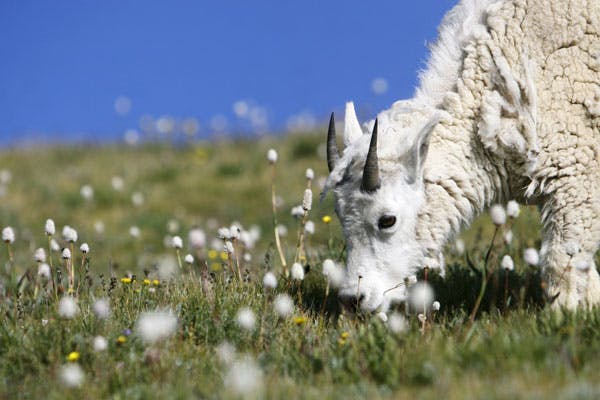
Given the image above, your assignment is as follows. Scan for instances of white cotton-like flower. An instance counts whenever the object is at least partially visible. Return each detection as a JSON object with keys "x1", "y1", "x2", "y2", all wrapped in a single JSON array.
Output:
[
  {"x1": 184, "y1": 254, "x2": 194, "y2": 264},
  {"x1": 111, "y1": 176, "x2": 124, "y2": 191},
  {"x1": 62, "y1": 226, "x2": 78, "y2": 243},
  {"x1": 45, "y1": 219, "x2": 56, "y2": 236},
  {"x1": 129, "y1": 226, "x2": 140, "y2": 239},
  {"x1": 94, "y1": 220, "x2": 105, "y2": 234},
  {"x1": 565, "y1": 242, "x2": 580, "y2": 257},
  {"x1": 235, "y1": 307, "x2": 256, "y2": 331},
  {"x1": 432, "y1": 301, "x2": 441, "y2": 311},
  {"x1": 58, "y1": 297, "x2": 78, "y2": 319},
  {"x1": 167, "y1": 219, "x2": 180, "y2": 234},
  {"x1": 524, "y1": 248, "x2": 540, "y2": 266},
  {"x1": 37, "y1": 263, "x2": 51, "y2": 280},
  {"x1": 506, "y1": 200, "x2": 520, "y2": 218},
  {"x1": 291, "y1": 262, "x2": 304, "y2": 281},
  {"x1": 501, "y1": 255, "x2": 514, "y2": 271},
  {"x1": 93, "y1": 336, "x2": 108, "y2": 352},
  {"x1": 62, "y1": 248, "x2": 72, "y2": 260},
  {"x1": 34, "y1": 248, "x2": 46, "y2": 263},
  {"x1": 60, "y1": 364, "x2": 85, "y2": 388},
  {"x1": 188, "y1": 228, "x2": 206, "y2": 249},
  {"x1": 50, "y1": 239, "x2": 60, "y2": 252},
  {"x1": 135, "y1": 310, "x2": 178, "y2": 344},
  {"x1": 132, "y1": 192, "x2": 144, "y2": 207},
  {"x1": 417, "y1": 313, "x2": 427, "y2": 323},
  {"x1": 216, "y1": 341, "x2": 236, "y2": 365},
  {"x1": 503, "y1": 230, "x2": 513, "y2": 245},
  {"x1": 304, "y1": 220, "x2": 315, "y2": 235},
  {"x1": 377, "y1": 312, "x2": 388, "y2": 322},
  {"x1": 322, "y1": 259, "x2": 344, "y2": 288},
  {"x1": 229, "y1": 225, "x2": 240, "y2": 240},
  {"x1": 408, "y1": 282, "x2": 434, "y2": 312},
  {"x1": 273, "y1": 294, "x2": 294, "y2": 317},
  {"x1": 172, "y1": 236, "x2": 183, "y2": 249},
  {"x1": 266, "y1": 149, "x2": 278, "y2": 163},
  {"x1": 302, "y1": 189, "x2": 312, "y2": 211},
  {"x1": 2, "y1": 227, "x2": 14, "y2": 243},
  {"x1": 262, "y1": 271, "x2": 277, "y2": 289},
  {"x1": 276, "y1": 224, "x2": 288, "y2": 237},
  {"x1": 291, "y1": 206, "x2": 304, "y2": 218},
  {"x1": 80, "y1": 243, "x2": 90, "y2": 254},
  {"x1": 92, "y1": 298, "x2": 110, "y2": 319},
  {"x1": 0, "y1": 169, "x2": 12, "y2": 185},
  {"x1": 305, "y1": 168, "x2": 314, "y2": 180},
  {"x1": 243, "y1": 253, "x2": 252, "y2": 262},
  {"x1": 224, "y1": 356, "x2": 263, "y2": 396},
  {"x1": 80, "y1": 185, "x2": 94, "y2": 201},
  {"x1": 224, "y1": 240, "x2": 234, "y2": 255},
  {"x1": 454, "y1": 239, "x2": 465, "y2": 255},
  {"x1": 218, "y1": 227, "x2": 231, "y2": 240},
  {"x1": 387, "y1": 312, "x2": 408, "y2": 334},
  {"x1": 490, "y1": 204, "x2": 506, "y2": 225}
]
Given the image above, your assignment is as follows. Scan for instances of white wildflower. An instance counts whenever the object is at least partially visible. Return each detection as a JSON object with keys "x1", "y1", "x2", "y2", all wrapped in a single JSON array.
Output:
[
  {"x1": 432, "y1": 301, "x2": 441, "y2": 311},
  {"x1": 172, "y1": 236, "x2": 183, "y2": 249},
  {"x1": 377, "y1": 312, "x2": 388, "y2": 322},
  {"x1": 524, "y1": 248, "x2": 540, "y2": 266},
  {"x1": 304, "y1": 220, "x2": 315, "y2": 235},
  {"x1": 0, "y1": 169, "x2": 12, "y2": 185},
  {"x1": 50, "y1": 239, "x2": 60, "y2": 252},
  {"x1": 37, "y1": 263, "x2": 51, "y2": 280},
  {"x1": 93, "y1": 336, "x2": 108, "y2": 352},
  {"x1": 506, "y1": 200, "x2": 520, "y2": 218},
  {"x1": 305, "y1": 168, "x2": 314, "y2": 180},
  {"x1": 80, "y1": 243, "x2": 90, "y2": 254},
  {"x1": 218, "y1": 227, "x2": 231, "y2": 240},
  {"x1": 454, "y1": 239, "x2": 465, "y2": 255},
  {"x1": 229, "y1": 224, "x2": 240, "y2": 240},
  {"x1": 111, "y1": 176, "x2": 124, "y2": 191},
  {"x1": 135, "y1": 310, "x2": 178, "y2": 344},
  {"x1": 132, "y1": 192, "x2": 145, "y2": 207},
  {"x1": 387, "y1": 312, "x2": 408, "y2": 334},
  {"x1": 503, "y1": 230, "x2": 513, "y2": 245},
  {"x1": 184, "y1": 254, "x2": 194, "y2": 264},
  {"x1": 262, "y1": 271, "x2": 277, "y2": 289},
  {"x1": 302, "y1": 188, "x2": 312, "y2": 211},
  {"x1": 235, "y1": 307, "x2": 256, "y2": 331},
  {"x1": 417, "y1": 313, "x2": 427, "y2": 323},
  {"x1": 501, "y1": 255, "x2": 514, "y2": 271},
  {"x1": 94, "y1": 220, "x2": 105, "y2": 234},
  {"x1": 291, "y1": 262, "x2": 304, "y2": 281},
  {"x1": 224, "y1": 356, "x2": 263, "y2": 396},
  {"x1": 34, "y1": 248, "x2": 46, "y2": 263},
  {"x1": 129, "y1": 226, "x2": 140, "y2": 239},
  {"x1": 322, "y1": 259, "x2": 344, "y2": 288},
  {"x1": 224, "y1": 240, "x2": 234, "y2": 255},
  {"x1": 273, "y1": 294, "x2": 294, "y2": 317},
  {"x1": 45, "y1": 219, "x2": 56, "y2": 236},
  {"x1": 60, "y1": 364, "x2": 85, "y2": 388},
  {"x1": 167, "y1": 219, "x2": 180, "y2": 234},
  {"x1": 266, "y1": 149, "x2": 278, "y2": 163},
  {"x1": 80, "y1": 185, "x2": 94, "y2": 201},
  {"x1": 216, "y1": 341, "x2": 236, "y2": 364},
  {"x1": 291, "y1": 206, "x2": 304, "y2": 218},
  {"x1": 408, "y1": 282, "x2": 434, "y2": 312},
  {"x1": 61, "y1": 248, "x2": 71, "y2": 260},
  {"x1": 188, "y1": 228, "x2": 206, "y2": 249},
  {"x1": 243, "y1": 253, "x2": 252, "y2": 262},
  {"x1": 92, "y1": 298, "x2": 110, "y2": 319},
  {"x1": 58, "y1": 297, "x2": 78, "y2": 319},
  {"x1": 276, "y1": 224, "x2": 287, "y2": 237},
  {"x1": 2, "y1": 227, "x2": 14, "y2": 243},
  {"x1": 62, "y1": 226, "x2": 78, "y2": 243},
  {"x1": 490, "y1": 204, "x2": 506, "y2": 225}
]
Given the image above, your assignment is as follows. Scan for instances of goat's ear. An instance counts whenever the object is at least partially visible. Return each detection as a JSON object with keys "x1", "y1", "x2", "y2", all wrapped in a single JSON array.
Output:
[{"x1": 405, "y1": 117, "x2": 440, "y2": 184}]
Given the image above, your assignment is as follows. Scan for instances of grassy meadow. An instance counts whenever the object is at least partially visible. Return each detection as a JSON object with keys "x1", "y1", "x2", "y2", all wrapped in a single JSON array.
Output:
[{"x1": 1, "y1": 133, "x2": 600, "y2": 399}]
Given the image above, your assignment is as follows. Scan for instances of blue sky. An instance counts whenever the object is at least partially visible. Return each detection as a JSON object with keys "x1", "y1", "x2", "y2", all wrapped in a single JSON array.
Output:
[{"x1": 0, "y1": 0, "x2": 457, "y2": 145}]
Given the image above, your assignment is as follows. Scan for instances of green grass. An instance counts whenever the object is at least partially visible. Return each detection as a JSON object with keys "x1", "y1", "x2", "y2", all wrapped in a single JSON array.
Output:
[{"x1": 1, "y1": 134, "x2": 600, "y2": 399}]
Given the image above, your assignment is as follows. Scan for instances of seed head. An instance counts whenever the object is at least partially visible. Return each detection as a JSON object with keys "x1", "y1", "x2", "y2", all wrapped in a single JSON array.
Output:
[
  {"x1": 80, "y1": 243, "x2": 90, "y2": 254},
  {"x1": 224, "y1": 356, "x2": 263, "y2": 396},
  {"x1": 224, "y1": 240, "x2": 234, "y2": 255},
  {"x1": 80, "y1": 185, "x2": 94, "y2": 201},
  {"x1": 305, "y1": 168, "x2": 314, "y2": 180},
  {"x1": 273, "y1": 294, "x2": 294, "y2": 317},
  {"x1": 129, "y1": 226, "x2": 140, "y2": 239},
  {"x1": 523, "y1": 248, "x2": 540, "y2": 266},
  {"x1": 262, "y1": 271, "x2": 277, "y2": 289},
  {"x1": 377, "y1": 312, "x2": 388, "y2": 322},
  {"x1": 37, "y1": 263, "x2": 51, "y2": 280},
  {"x1": 93, "y1": 336, "x2": 108, "y2": 352},
  {"x1": 304, "y1": 220, "x2": 315, "y2": 235},
  {"x1": 45, "y1": 219, "x2": 56, "y2": 236},
  {"x1": 291, "y1": 262, "x2": 304, "y2": 281},
  {"x1": 302, "y1": 188, "x2": 312, "y2": 211},
  {"x1": 490, "y1": 204, "x2": 506, "y2": 225},
  {"x1": 266, "y1": 149, "x2": 278, "y2": 163},
  {"x1": 218, "y1": 227, "x2": 231, "y2": 240},
  {"x1": 408, "y1": 282, "x2": 434, "y2": 311},
  {"x1": 62, "y1": 226, "x2": 78, "y2": 243},
  {"x1": 322, "y1": 259, "x2": 344, "y2": 288},
  {"x1": 184, "y1": 254, "x2": 194, "y2": 264},
  {"x1": 62, "y1": 248, "x2": 72, "y2": 260},
  {"x1": 111, "y1": 176, "x2": 124, "y2": 191},
  {"x1": 454, "y1": 238, "x2": 465, "y2": 255},
  {"x1": 34, "y1": 248, "x2": 47, "y2": 263},
  {"x1": 58, "y1": 297, "x2": 78, "y2": 319},
  {"x1": 432, "y1": 301, "x2": 441, "y2": 311},
  {"x1": 50, "y1": 239, "x2": 60, "y2": 252},
  {"x1": 503, "y1": 230, "x2": 513, "y2": 245},
  {"x1": 506, "y1": 200, "x2": 520, "y2": 218},
  {"x1": 291, "y1": 206, "x2": 304, "y2": 218},
  {"x1": 135, "y1": 309, "x2": 178, "y2": 344},
  {"x1": 2, "y1": 227, "x2": 15, "y2": 244},
  {"x1": 235, "y1": 307, "x2": 256, "y2": 331},
  {"x1": 387, "y1": 312, "x2": 408, "y2": 334},
  {"x1": 60, "y1": 364, "x2": 85, "y2": 388},
  {"x1": 93, "y1": 298, "x2": 110, "y2": 319},
  {"x1": 188, "y1": 228, "x2": 206, "y2": 249},
  {"x1": 501, "y1": 255, "x2": 514, "y2": 271},
  {"x1": 172, "y1": 236, "x2": 183, "y2": 249}
]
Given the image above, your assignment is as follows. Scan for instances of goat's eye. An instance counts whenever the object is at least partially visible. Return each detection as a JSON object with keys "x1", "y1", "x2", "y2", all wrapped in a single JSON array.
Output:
[{"x1": 378, "y1": 215, "x2": 397, "y2": 230}]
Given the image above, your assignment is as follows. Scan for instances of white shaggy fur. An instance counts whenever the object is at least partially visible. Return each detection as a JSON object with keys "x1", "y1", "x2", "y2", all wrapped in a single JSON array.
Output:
[{"x1": 327, "y1": 0, "x2": 600, "y2": 311}]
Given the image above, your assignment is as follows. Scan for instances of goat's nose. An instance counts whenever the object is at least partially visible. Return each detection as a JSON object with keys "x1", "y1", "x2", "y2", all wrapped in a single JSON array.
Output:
[{"x1": 339, "y1": 293, "x2": 365, "y2": 313}]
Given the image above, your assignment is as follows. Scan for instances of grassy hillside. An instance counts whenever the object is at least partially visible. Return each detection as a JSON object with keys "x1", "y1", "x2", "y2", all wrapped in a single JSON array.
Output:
[{"x1": 1, "y1": 134, "x2": 599, "y2": 399}]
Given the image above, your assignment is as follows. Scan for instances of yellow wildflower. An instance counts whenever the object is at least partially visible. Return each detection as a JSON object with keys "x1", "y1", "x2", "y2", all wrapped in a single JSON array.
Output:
[
  {"x1": 143, "y1": 279, "x2": 151, "y2": 285},
  {"x1": 208, "y1": 249, "x2": 218, "y2": 260},
  {"x1": 117, "y1": 335, "x2": 127, "y2": 344},
  {"x1": 153, "y1": 279, "x2": 160, "y2": 286},
  {"x1": 66, "y1": 351, "x2": 80, "y2": 362},
  {"x1": 340, "y1": 332, "x2": 350, "y2": 339},
  {"x1": 322, "y1": 215, "x2": 332, "y2": 224},
  {"x1": 293, "y1": 316, "x2": 308, "y2": 325},
  {"x1": 219, "y1": 251, "x2": 229, "y2": 261},
  {"x1": 121, "y1": 277, "x2": 132, "y2": 284},
  {"x1": 210, "y1": 263, "x2": 222, "y2": 272},
  {"x1": 337, "y1": 338, "x2": 346, "y2": 346}
]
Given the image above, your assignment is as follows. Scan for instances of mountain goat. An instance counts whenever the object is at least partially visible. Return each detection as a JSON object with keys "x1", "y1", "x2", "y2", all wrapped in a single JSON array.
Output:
[{"x1": 324, "y1": 0, "x2": 600, "y2": 311}]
